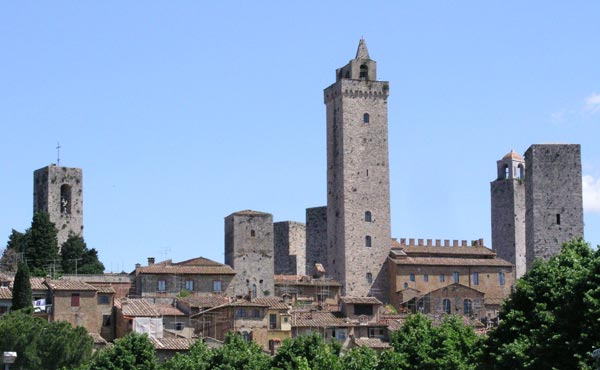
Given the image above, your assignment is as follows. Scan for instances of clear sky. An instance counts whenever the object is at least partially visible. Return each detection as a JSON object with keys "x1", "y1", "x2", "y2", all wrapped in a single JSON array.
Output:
[{"x1": 1, "y1": 2, "x2": 599, "y2": 273}]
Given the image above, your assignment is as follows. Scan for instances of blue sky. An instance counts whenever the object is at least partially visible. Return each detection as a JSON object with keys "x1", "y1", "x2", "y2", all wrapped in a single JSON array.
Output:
[{"x1": 1, "y1": 2, "x2": 599, "y2": 272}]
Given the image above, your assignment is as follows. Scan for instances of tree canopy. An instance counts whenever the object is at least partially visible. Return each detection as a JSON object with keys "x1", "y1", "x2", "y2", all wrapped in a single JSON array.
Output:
[
  {"x1": 11, "y1": 261, "x2": 32, "y2": 311},
  {"x1": 25, "y1": 212, "x2": 59, "y2": 276},
  {"x1": 60, "y1": 233, "x2": 104, "y2": 274},
  {"x1": 88, "y1": 332, "x2": 158, "y2": 370},
  {"x1": 480, "y1": 238, "x2": 600, "y2": 370}
]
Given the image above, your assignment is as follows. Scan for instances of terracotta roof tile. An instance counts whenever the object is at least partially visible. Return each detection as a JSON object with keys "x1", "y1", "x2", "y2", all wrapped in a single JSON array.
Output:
[
  {"x1": 179, "y1": 295, "x2": 229, "y2": 308},
  {"x1": 0, "y1": 287, "x2": 12, "y2": 299},
  {"x1": 94, "y1": 285, "x2": 116, "y2": 293},
  {"x1": 151, "y1": 337, "x2": 197, "y2": 350},
  {"x1": 254, "y1": 297, "x2": 290, "y2": 310},
  {"x1": 136, "y1": 265, "x2": 235, "y2": 275},
  {"x1": 353, "y1": 337, "x2": 391, "y2": 349},
  {"x1": 389, "y1": 256, "x2": 513, "y2": 267},
  {"x1": 341, "y1": 296, "x2": 382, "y2": 305},
  {"x1": 292, "y1": 311, "x2": 350, "y2": 327},
  {"x1": 45, "y1": 279, "x2": 97, "y2": 291},
  {"x1": 155, "y1": 304, "x2": 186, "y2": 316},
  {"x1": 118, "y1": 298, "x2": 160, "y2": 317}
]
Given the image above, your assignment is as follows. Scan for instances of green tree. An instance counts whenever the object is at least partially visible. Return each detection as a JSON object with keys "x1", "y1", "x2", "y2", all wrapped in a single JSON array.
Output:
[
  {"x1": 208, "y1": 333, "x2": 271, "y2": 370},
  {"x1": 26, "y1": 212, "x2": 59, "y2": 276},
  {"x1": 60, "y1": 233, "x2": 104, "y2": 274},
  {"x1": 160, "y1": 340, "x2": 213, "y2": 370},
  {"x1": 1, "y1": 229, "x2": 28, "y2": 272},
  {"x1": 89, "y1": 333, "x2": 158, "y2": 370},
  {"x1": 340, "y1": 346, "x2": 379, "y2": 370},
  {"x1": 11, "y1": 261, "x2": 32, "y2": 311},
  {"x1": 480, "y1": 238, "x2": 600, "y2": 370},
  {"x1": 389, "y1": 313, "x2": 480, "y2": 370},
  {"x1": 0, "y1": 310, "x2": 93, "y2": 370},
  {"x1": 271, "y1": 333, "x2": 341, "y2": 370}
]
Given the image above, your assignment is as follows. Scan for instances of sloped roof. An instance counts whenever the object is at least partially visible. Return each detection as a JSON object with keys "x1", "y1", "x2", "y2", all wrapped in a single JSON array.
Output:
[
  {"x1": 292, "y1": 311, "x2": 350, "y2": 328},
  {"x1": 155, "y1": 304, "x2": 185, "y2": 316},
  {"x1": 389, "y1": 256, "x2": 513, "y2": 267},
  {"x1": 353, "y1": 337, "x2": 391, "y2": 349},
  {"x1": 254, "y1": 297, "x2": 290, "y2": 310},
  {"x1": 95, "y1": 285, "x2": 116, "y2": 294},
  {"x1": 179, "y1": 295, "x2": 229, "y2": 308},
  {"x1": 45, "y1": 279, "x2": 97, "y2": 291},
  {"x1": 151, "y1": 337, "x2": 197, "y2": 350},
  {"x1": 274, "y1": 275, "x2": 342, "y2": 286},
  {"x1": 426, "y1": 283, "x2": 485, "y2": 296},
  {"x1": 503, "y1": 149, "x2": 524, "y2": 161},
  {"x1": 0, "y1": 287, "x2": 12, "y2": 299},
  {"x1": 136, "y1": 256, "x2": 235, "y2": 275},
  {"x1": 117, "y1": 298, "x2": 160, "y2": 317},
  {"x1": 341, "y1": 296, "x2": 382, "y2": 305}
]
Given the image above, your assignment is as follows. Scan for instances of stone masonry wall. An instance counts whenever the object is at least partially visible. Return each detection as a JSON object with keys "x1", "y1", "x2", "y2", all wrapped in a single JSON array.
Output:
[
  {"x1": 305, "y1": 206, "x2": 327, "y2": 276},
  {"x1": 325, "y1": 63, "x2": 391, "y2": 302},
  {"x1": 224, "y1": 211, "x2": 275, "y2": 298},
  {"x1": 525, "y1": 144, "x2": 584, "y2": 269},
  {"x1": 33, "y1": 164, "x2": 83, "y2": 248},
  {"x1": 274, "y1": 221, "x2": 306, "y2": 276}
]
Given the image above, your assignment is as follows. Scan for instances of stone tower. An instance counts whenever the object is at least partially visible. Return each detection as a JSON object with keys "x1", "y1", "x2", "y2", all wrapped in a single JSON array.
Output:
[
  {"x1": 491, "y1": 150, "x2": 526, "y2": 277},
  {"x1": 274, "y1": 221, "x2": 306, "y2": 276},
  {"x1": 33, "y1": 164, "x2": 83, "y2": 247},
  {"x1": 525, "y1": 144, "x2": 584, "y2": 269},
  {"x1": 324, "y1": 39, "x2": 391, "y2": 300},
  {"x1": 224, "y1": 210, "x2": 275, "y2": 298}
]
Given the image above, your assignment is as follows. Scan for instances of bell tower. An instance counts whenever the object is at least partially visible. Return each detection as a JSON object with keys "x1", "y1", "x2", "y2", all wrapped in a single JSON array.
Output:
[{"x1": 324, "y1": 39, "x2": 391, "y2": 300}]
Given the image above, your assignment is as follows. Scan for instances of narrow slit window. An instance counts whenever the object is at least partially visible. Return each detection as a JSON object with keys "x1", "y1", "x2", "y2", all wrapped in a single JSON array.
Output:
[
  {"x1": 365, "y1": 235, "x2": 372, "y2": 248},
  {"x1": 556, "y1": 214, "x2": 561, "y2": 225},
  {"x1": 365, "y1": 211, "x2": 372, "y2": 222},
  {"x1": 363, "y1": 113, "x2": 370, "y2": 123}
]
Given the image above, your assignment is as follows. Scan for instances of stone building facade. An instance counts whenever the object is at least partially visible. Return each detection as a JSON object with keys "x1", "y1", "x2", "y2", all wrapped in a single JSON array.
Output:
[
  {"x1": 491, "y1": 144, "x2": 584, "y2": 275},
  {"x1": 525, "y1": 144, "x2": 584, "y2": 269},
  {"x1": 490, "y1": 150, "x2": 526, "y2": 278},
  {"x1": 305, "y1": 206, "x2": 327, "y2": 276},
  {"x1": 225, "y1": 210, "x2": 275, "y2": 298},
  {"x1": 33, "y1": 164, "x2": 83, "y2": 247},
  {"x1": 274, "y1": 221, "x2": 306, "y2": 276},
  {"x1": 324, "y1": 39, "x2": 391, "y2": 301}
]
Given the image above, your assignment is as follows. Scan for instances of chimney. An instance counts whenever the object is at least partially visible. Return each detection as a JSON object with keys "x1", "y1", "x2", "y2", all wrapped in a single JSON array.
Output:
[{"x1": 148, "y1": 257, "x2": 155, "y2": 266}]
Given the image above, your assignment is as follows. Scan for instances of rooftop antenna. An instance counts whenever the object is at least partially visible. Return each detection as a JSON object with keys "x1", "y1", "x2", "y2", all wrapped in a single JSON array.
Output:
[{"x1": 56, "y1": 142, "x2": 62, "y2": 166}]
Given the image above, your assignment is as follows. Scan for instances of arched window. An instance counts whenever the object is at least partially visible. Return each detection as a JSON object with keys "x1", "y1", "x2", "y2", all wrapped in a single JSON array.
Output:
[
  {"x1": 363, "y1": 113, "x2": 370, "y2": 124},
  {"x1": 365, "y1": 211, "x2": 372, "y2": 222},
  {"x1": 442, "y1": 299, "x2": 451, "y2": 314},
  {"x1": 366, "y1": 272, "x2": 373, "y2": 284},
  {"x1": 60, "y1": 184, "x2": 72, "y2": 215},
  {"x1": 504, "y1": 165, "x2": 510, "y2": 179},
  {"x1": 365, "y1": 235, "x2": 372, "y2": 248},
  {"x1": 359, "y1": 64, "x2": 368, "y2": 79},
  {"x1": 464, "y1": 299, "x2": 473, "y2": 316},
  {"x1": 518, "y1": 164, "x2": 524, "y2": 179},
  {"x1": 252, "y1": 284, "x2": 257, "y2": 298}
]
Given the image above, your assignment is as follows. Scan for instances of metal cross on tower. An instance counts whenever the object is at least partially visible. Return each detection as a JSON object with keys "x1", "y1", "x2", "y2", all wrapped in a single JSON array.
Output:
[{"x1": 56, "y1": 142, "x2": 61, "y2": 166}]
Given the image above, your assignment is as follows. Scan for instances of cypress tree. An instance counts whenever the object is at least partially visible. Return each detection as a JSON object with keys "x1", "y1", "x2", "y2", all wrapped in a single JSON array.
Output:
[
  {"x1": 26, "y1": 212, "x2": 58, "y2": 276},
  {"x1": 11, "y1": 261, "x2": 32, "y2": 311}
]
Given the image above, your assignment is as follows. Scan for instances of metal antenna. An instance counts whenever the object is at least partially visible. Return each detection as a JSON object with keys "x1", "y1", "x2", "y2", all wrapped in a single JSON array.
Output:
[{"x1": 56, "y1": 142, "x2": 62, "y2": 166}]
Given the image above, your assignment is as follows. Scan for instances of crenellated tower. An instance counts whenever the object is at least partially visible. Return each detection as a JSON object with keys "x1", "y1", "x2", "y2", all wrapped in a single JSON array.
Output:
[{"x1": 324, "y1": 39, "x2": 391, "y2": 300}]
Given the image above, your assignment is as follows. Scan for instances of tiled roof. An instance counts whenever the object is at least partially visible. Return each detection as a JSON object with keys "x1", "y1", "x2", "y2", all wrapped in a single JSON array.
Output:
[
  {"x1": 353, "y1": 337, "x2": 391, "y2": 349},
  {"x1": 155, "y1": 304, "x2": 186, "y2": 316},
  {"x1": 94, "y1": 285, "x2": 116, "y2": 293},
  {"x1": 228, "y1": 300, "x2": 269, "y2": 308},
  {"x1": 45, "y1": 279, "x2": 97, "y2": 291},
  {"x1": 254, "y1": 297, "x2": 290, "y2": 310},
  {"x1": 274, "y1": 275, "x2": 342, "y2": 286},
  {"x1": 118, "y1": 298, "x2": 161, "y2": 317},
  {"x1": 484, "y1": 297, "x2": 506, "y2": 305},
  {"x1": 292, "y1": 311, "x2": 350, "y2": 328},
  {"x1": 341, "y1": 296, "x2": 382, "y2": 305},
  {"x1": 389, "y1": 256, "x2": 513, "y2": 267},
  {"x1": 29, "y1": 277, "x2": 46, "y2": 291},
  {"x1": 175, "y1": 257, "x2": 227, "y2": 267},
  {"x1": 0, "y1": 287, "x2": 12, "y2": 299},
  {"x1": 136, "y1": 264, "x2": 235, "y2": 275},
  {"x1": 151, "y1": 337, "x2": 197, "y2": 350},
  {"x1": 179, "y1": 295, "x2": 229, "y2": 308},
  {"x1": 89, "y1": 332, "x2": 108, "y2": 345},
  {"x1": 62, "y1": 273, "x2": 132, "y2": 283},
  {"x1": 0, "y1": 272, "x2": 13, "y2": 281}
]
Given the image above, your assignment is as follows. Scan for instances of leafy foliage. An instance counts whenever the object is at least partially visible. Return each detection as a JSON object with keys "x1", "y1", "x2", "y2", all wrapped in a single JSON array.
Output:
[
  {"x1": 60, "y1": 233, "x2": 104, "y2": 274},
  {"x1": 11, "y1": 261, "x2": 32, "y2": 311},
  {"x1": 390, "y1": 313, "x2": 480, "y2": 370},
  {"x1": 160, "y1": 340, "x2": 213, "y2": 370},
  {"x1": 25, "y1": 212, "x2": 59, "y2": 276},
  {"x1": 480, "y1": 238, "x2": 600, "y2": 370},
  {"x1": 271, "y1": 332, "x2": 342, "y2": 370},
  {"x1": 0, "y1": 310, "x2": 93, "y2": 370},
  {"x1": 1, "y1": 229, "x2": 28, "y2": 272},
  {"x1": 88, "y1": 333, "x2": 158, "y2": 370},
  {"x1": 340, "y1": 346, "x2": 379, "y2": 370},
  {"x1": 208, "y1": 333, "x2": 271, "y2": 370}
]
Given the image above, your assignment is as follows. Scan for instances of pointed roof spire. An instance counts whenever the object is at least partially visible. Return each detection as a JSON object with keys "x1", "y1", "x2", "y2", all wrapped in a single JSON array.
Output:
[{"x1": 355, "y1": 38, "x2": 370, "y2": 60}]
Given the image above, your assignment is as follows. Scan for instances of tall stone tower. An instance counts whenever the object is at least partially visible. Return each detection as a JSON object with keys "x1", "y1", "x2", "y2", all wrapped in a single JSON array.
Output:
[
  {"x1": 525, "y1": 144, "x2": 584, "y2": 269},
  {"x1": 491, "y1": 150, "x2": 526, "y2": 277},
  {"x1": 274, "y1": 221, "x2": 306, "y2": 276},
  {"x1": 224, "y1": 210, "x2": 275, "y2": 298},
  {"x1": 324, "y1": 39, "x2": 391, "y2": 300},
  {"x1": 33, "y1": 164, "x2": 83, "y2": 247}
]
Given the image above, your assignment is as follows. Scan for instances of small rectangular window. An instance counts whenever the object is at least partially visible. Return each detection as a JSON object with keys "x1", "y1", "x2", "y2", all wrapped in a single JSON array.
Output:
[
  {"x1": 71, "y1": 293, "x2": 80, "y2": 307},
  {"x1": 237, "y1": 308, "x2": 246, "y2": 318},
  {"x1": 157, "y1": 280, "x2": 166, "y2": 291},
  {"x1": 423, "y1": 274, "x2": 429, "y2": 282},
  {"x1": 439, "y1": 274, "x2": 445, "y2": 283},
  {"x1": 409, "y1": 273, "x2": 415, "y2": 282},
  {"x1": 251, "y1": 230, "x2": 256, "y2": 237},
  {"x1": 453, "y1": 272, "x2": 459, "y2": 283},
  {"x1": 213, "y1": 280, "x2": 222, "y2": 293},
  {"x1": 98, "y1": 294, "x2": 110, "y2": 305},
  {"x1": 556, "y1": 214, "x2": 561, "y2": 225},
  {"x1": 473, "y1": 272, "x2": 479, "y2": 285},
  {"x1": 499, "y1": 272, "x2": 506, "y2": 286},
  {"x1": 185, "y1": 280, "x2": 194, "y2": 291}
]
